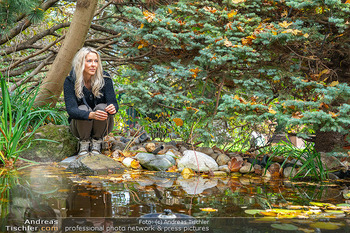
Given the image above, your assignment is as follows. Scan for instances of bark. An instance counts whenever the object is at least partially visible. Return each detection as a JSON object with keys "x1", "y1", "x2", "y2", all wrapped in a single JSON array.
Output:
[{"x1": 35, "y1": 0, "x2": 99, "y2": 107}]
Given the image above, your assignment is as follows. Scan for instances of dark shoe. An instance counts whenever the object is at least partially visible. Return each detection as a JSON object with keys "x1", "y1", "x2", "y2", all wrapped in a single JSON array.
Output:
[
  {"x1": 78, "y1": 140, "x2": 90, "y2": 155},
  {"x1": 91, "y1": 139, "x2": 102, "y2": 155}
]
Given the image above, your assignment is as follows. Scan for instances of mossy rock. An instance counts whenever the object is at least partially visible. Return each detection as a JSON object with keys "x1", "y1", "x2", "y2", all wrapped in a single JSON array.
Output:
[{"x1": 21, "y1": 123, "x2": 78, "y2": 162}]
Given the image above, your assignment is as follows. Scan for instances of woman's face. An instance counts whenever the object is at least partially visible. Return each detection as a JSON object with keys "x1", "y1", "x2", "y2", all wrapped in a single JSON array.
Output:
[{"x1": 83, "y1": 52, "x2": 98, "y2": 78}]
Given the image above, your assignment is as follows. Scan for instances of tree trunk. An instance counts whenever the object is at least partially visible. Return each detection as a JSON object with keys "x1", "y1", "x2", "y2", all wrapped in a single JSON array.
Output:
[{"x1": 35, "y1": 0, "x2": 98, "y2": 107}]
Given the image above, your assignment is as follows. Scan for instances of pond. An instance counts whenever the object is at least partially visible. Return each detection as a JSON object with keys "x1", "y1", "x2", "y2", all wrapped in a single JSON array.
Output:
[{"x1": 1, "y1": 164, "x2": 350, "y2": 232}]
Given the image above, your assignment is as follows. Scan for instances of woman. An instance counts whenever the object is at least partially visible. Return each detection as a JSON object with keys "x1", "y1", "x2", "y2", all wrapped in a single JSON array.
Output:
[{"x1": 64, "y1": 47, "x2": 118, "y2": 155}]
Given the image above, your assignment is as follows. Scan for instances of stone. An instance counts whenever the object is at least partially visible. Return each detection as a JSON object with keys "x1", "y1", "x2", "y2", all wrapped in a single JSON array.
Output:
[
  {"x1": 196, "y1": 147, "x2": 215, "y2": 156},
  {"x1": 145, "y1": 143, "x2": 156, "y2": 153},
  {"x1": 320, "y1": 153, "x2": 347, "y2": 171},
  {"x1": 239, "y1": 163, "x2": 254, "y2": 174},
  {"x1": 67, "y1": 153, "x2": 125, "y2": 175},
  {"x1": 216, "y1": 154, "x2": 231, "y2": 166},
  {"x1": 219, "y1": 165, "x2": 230, "y2": 174},
  {"x1": 268, "y1": 162, "x2": 281, "y2": 177},
  {"x1": 254, "y1": 164, "x2": 263, "y2": 175},
  {"x1": 21, "y1": 124, "x2": 78, "y2": 162},
  {"x1": 135, "y1": 153, "x2": 176, "y2": 171},
  {"x1": 177, "y1": 150, "x2": 219, "y2": 172},
  {"x1": 283, "y1": 166, "x2": 297, "y2": 178}
]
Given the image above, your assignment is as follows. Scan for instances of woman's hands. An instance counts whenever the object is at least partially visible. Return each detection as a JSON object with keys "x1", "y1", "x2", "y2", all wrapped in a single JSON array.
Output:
[
  {"x1": 88, "y1": 104, "x2": 116, "y2": 121},
  {"x1": 105, "y1": 104, "x2": 116, "y2": 115}
]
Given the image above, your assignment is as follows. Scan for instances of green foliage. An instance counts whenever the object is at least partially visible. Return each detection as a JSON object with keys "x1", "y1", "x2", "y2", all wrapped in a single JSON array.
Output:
[
  {"x1": 259, "y1": 140, "x2": 328, "y2": 181},
  {"x1": 0, "y1": 75, "x2": 56, "y2": 163},
  {"x1": 0, "y1": 0, "x2": 42, "y2": 34},
  {"x1": 107, "y1": 0, "x2": 350, "y2": 147}
]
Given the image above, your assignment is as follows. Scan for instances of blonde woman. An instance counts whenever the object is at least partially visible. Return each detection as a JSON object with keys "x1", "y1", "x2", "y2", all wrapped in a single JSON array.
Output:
[{"x1": 64, "y1": 47, "x2": 118, "y2": 155}]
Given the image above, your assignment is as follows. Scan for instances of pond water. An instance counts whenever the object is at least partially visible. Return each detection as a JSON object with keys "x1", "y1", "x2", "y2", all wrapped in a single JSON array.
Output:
[{"x1": 1, "y1": 164, "x2": 350, "y2": 232}]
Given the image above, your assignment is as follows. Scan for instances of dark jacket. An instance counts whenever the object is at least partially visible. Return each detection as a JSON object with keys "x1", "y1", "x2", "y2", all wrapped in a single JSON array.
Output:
[{"x1": 63, "y1": 69, "x2": 119, "y2": 122}]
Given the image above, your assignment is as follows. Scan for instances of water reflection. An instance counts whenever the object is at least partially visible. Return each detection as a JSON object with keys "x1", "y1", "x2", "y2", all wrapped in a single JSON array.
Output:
[{"x1": 1, "y1": 165, "x2": 350, "y2": 232}]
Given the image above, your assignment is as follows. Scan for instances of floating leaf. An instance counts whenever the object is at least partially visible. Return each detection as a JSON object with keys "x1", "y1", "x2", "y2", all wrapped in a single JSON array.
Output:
[
  {"x1": 271, "y1": 223, "x2": 298, "y2": 231},
  {"x1": 245, "y1": 209, "x2": 263, "y2": 215},
  {"x1": 200, "y1": 208, "x2": 218, "y2": 212},
  {"x1": 310, "y1": 202, "x2": 334, "y2": 207},
  {"x1": 309, "y1": 222, "x2": 342, "y2": 230}
]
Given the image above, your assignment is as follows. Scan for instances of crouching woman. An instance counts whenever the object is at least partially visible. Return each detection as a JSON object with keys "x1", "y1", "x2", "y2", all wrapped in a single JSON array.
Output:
[{"x1": 64, "y1": 47, "x2": 118, "y2": 155}]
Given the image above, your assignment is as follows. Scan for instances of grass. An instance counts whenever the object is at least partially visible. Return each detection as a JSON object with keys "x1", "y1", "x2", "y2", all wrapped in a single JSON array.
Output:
[{"x1": 0, "y1": 75, "x2": 62, "y2": 165}]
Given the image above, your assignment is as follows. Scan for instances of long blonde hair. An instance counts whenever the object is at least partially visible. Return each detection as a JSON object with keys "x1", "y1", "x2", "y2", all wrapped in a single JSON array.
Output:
[{"x1": 72, "y1": 47, "x2": 105, "y2": 99}]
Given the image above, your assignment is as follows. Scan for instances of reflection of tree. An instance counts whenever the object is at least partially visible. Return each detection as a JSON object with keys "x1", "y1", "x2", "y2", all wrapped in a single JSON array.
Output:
[{"x1": 0, "y1": 167, "x2": 59, "y2": 231}]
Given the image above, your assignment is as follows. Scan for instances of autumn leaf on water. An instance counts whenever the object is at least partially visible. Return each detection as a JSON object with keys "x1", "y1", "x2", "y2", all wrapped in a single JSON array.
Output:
[
  {"x1": 173, "y1": 118, "x2": 183, "y2": 126},
  {"x1": 200, "y1": 208, "x2": 218, "y2": 212}
]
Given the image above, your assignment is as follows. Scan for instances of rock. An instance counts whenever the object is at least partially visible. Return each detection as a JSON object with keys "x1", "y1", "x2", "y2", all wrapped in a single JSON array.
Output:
[
  {"x1": 177, "y1": 150, "x2": 219, "y2": 172},
  {"x1": 67, "y1": 154, "x2": 125, "y2": 175},
  {"x1": 283, "y1": 166, "x2": 297, "y2": 178},
  {"x1": 145, "y1": 143, "x2": 156, "y2": 153},
  {"x1": 254, "y1": 164, "x2": 263, "y2": 175},
  {"x1": 210, "y1": 153, "x2": 219, "y2": 161},
  {"x1": 177, "y1": 177, "x2": 218, "y2": 195},
  {"x1": 216, "y1": 154, "x2": 231, "y2": 166},
  {"x1": 102, "y1": 140, "x2": 126, "y2": 151},
  {"x1": 179, "y1": 146, "x2": 188, "y2": 154},
  {"x1": 320, "y1": 153, "x2": 347, "y2": 171},
  {"x1": 196, "y1": 147, "x2": 215, "y2": 156},
  {"x1": 21, "y1": 124, "x2": 78, "y2": 162},
  {"x1": 268, "y1": 162, "x2": 281, "y2": 177},
  {"x1": 239, "y1": 162, "x2": 254, "y2": 174},
  {"x1": 135, "y1": 153, "x2": 176, "y2": 171},
  {"x1": 219, "y1": 165, "x2": 230, "y2": 174}
]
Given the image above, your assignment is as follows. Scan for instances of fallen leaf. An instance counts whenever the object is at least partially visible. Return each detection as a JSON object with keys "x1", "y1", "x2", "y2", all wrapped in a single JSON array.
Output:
[
  {"x1": 200, "y1": 208, "x2": 218, "y2": 212},
  {"x1": 181, "y1": 168, "x2": 195, "y2": 179}
]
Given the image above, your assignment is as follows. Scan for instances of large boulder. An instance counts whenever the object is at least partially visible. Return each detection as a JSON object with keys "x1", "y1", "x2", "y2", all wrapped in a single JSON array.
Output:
[
  {"x1": 135, "y1": 152, "x2": 176, "y2": 171},
  {"x1": 21, "y1": 124, "x2": 78, "y2": 162},
  {"x1": 178, "y1": 150, "x2": 219, "y2": 172},
  {"x1": 67, "y1": 154, "x2": 125, "y2": 175}
]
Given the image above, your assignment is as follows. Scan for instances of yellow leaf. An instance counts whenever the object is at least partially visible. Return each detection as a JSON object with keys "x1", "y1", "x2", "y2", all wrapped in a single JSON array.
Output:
[
  {"x1": 173, "y1": 118, "x2": 184, "y2": 126},
  {"x1": 279, "y1": 21, "x2": 293, "y2": 28},
  {"x1": 130, "y1": 160, "x2": 141, "y2": 169},
  {"x1": 329, "y1": 111, "x2": 338, "y2": 118},
  {"x1": 346, "y1": 0, "x2": 350, "y2": 3},
  {"x1": 168, "y1": 8, "x2": 172, "y2": 14},
  {"x1": 138, "y1": 44, "x2": 143, "y2": 49},
  {"x1": 310, "y1": 222, "x2": 341, "y2": 230},
  {"x1": 281, "y1": 10, "x2": 288, "y2": 18},
  {"x1": 329, "y1": 81, "x2": 339, "y2": 87},
  {"x1": 181, "y1": 168, "x2": 195, "y2": 179},
  {"x1": 140, "y1": 23, "x2": 144, "y2": 29},
  {"x1": 303, "y1": 33, "x2": 309, "y2": 38},
  {"x1": 227, "y1": 10, "x2": 238, "y2": 18},
  {"x1": 268, "y1": 107, "x2": 276, "y2": 114},
  {"x1": 200, "y1": 207, "x2": 218, "y2": 212},
  {"x1": 232, "y1": 0, "x2": 246, "y2": 3}
]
